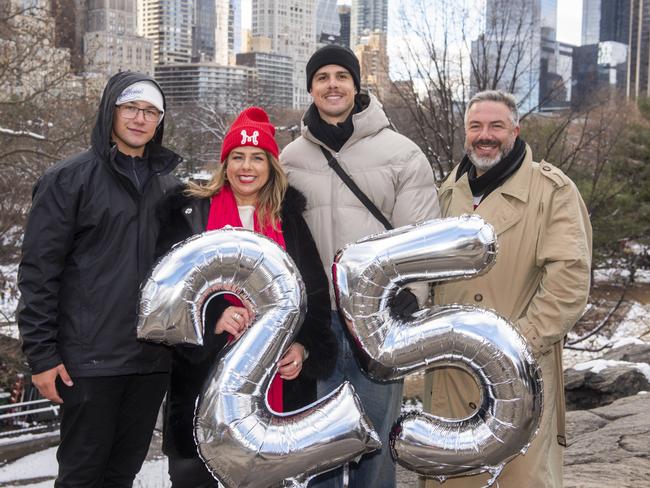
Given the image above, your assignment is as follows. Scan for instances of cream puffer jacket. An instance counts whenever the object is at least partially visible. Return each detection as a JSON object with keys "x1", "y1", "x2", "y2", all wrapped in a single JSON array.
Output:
[{"x1": 281, "y1": 94, "x2": 440, "y2": 305}]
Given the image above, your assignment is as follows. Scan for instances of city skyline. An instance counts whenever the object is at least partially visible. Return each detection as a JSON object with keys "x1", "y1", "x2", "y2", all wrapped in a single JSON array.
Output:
[
  {"x1": 240, "y1": 1, "x2": 584, "y2": 46},
  {"x1": 5, "y1": 0, "x2": 630, "y2": 113}
]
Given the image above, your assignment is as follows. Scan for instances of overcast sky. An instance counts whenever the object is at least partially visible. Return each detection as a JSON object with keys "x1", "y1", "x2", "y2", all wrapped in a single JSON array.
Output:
[{"x1": 557, "y1": 0, "x2": 583, "y2": 45}]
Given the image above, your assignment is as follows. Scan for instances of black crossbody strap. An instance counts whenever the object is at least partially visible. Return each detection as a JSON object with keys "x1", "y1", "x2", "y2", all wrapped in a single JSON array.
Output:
[{"x1": 319, "y1": 146, "x2": 393, "y2": 230}]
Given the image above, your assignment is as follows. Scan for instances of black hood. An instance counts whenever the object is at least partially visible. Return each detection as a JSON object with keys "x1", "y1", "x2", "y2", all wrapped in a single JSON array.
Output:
[{"x1": 91, "y1": 71, "x2": 167, "y2": 161}]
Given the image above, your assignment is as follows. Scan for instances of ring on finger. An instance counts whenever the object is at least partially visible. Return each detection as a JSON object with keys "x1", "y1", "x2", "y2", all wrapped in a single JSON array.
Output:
[
  {"x1": 233, "y1": 312, "x2": 241, "y2": 320},
  {"x1": 292, "y1": 360, "x2": 299, "y2": 367}
]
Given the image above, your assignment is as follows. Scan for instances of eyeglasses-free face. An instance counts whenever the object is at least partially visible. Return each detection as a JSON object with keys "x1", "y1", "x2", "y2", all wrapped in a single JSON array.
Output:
[
  {"x1": 116, "y1": 103, "x2": 161, "y2": 123},
  {"x1": 225, "y1": 146, "x2": 271, "y2": 206}
]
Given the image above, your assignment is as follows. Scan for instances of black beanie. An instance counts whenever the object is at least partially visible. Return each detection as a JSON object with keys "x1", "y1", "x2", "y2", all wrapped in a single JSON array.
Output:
[{"x1": 306, "y1": 44, "x2": 361, "y2": 92}]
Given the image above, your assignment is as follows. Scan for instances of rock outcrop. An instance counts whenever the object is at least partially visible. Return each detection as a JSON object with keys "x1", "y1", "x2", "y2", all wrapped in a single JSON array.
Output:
[
  {"x1": 564, "y1": 393, "x2": 650, "y2": 488},
  {"x1": 564, "y1": 360, "x2": 650, "y2": 410},
  {"x1": 602, "y1": 341, "x2": 650, "y2": 364}
]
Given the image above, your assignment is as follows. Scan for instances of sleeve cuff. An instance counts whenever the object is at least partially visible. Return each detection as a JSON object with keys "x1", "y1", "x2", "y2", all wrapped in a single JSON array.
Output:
[
  {"x1": 519, "y1": 321, "x2": 552, "y2": 357},
  {"x1": 30, "y1": 355, "x2": 64, "y2": 375}
]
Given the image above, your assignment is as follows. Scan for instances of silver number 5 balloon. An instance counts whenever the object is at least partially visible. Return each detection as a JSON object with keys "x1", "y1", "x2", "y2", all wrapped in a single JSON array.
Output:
[
  {"x1": 332, "y1": 215, "x2": 543, "y2": 484},
  {"x1": 138, "y1": 228, "x2": 380, "y2": 488}
]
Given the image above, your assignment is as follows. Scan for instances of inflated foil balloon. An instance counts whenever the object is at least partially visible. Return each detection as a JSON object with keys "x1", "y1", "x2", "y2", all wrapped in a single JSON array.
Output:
[
  {"x1": 138, "y1": 228, "x2": 380, "y2": 488},
  {"x1": 332, "y1": 215, "x2": 543, "y2": 484}
]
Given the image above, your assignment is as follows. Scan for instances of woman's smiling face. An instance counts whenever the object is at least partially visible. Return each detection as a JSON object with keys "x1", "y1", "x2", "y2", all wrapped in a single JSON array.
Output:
[{"x1": 225, "y1": 146, "x2": 271, "y2": 205}]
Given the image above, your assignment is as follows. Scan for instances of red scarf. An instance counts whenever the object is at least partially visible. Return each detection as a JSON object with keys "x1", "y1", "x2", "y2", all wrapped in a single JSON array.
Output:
[{"x1": 207, "y1": 184, "x2": 286, "y2": 412}]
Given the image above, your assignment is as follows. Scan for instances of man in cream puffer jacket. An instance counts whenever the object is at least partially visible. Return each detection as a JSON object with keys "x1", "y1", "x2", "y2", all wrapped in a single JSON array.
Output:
[{"x1": 281, "y1": 44, "x2": 439, "y2": 488}]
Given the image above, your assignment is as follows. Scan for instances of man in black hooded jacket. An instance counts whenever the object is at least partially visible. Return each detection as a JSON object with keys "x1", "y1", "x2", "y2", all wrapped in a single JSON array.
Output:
[{"x1": 17, "y1": 71, "x2": 182, "y2": 487}]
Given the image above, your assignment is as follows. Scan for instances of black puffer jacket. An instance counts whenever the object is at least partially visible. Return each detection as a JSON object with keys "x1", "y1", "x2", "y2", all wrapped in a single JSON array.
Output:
[
  {"x1": 17, "y1": 71, "x2": 182, "y2": 376},
  {"x1": 157, "y1": 185, "x2": 337, "y2": 458}
]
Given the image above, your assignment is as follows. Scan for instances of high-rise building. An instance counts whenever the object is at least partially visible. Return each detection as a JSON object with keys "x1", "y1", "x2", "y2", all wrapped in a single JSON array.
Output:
[
  {"x1": 51, "y1": 0, "x2": 85, "y2": 71},
  {"x1": 193, "y1": 0, "x2": 217, "y2": 62},
  {"x1": 582, "y1": 0, "x2": 602, "y2": 45},
  {"x1": 252, "y1": 0, "x2": 316, "y2": 109},
  {"x1": 83, "y1": 0, "x2": 153, "y2": 75},
  {"x1": 138, "y1": 0, "x2": 193, "y2": 64},
  {"x1": 0, "y1": 0, "x2": 93, "y2": 100},
  {"x1": 540, "y1": 40, "x2": 573, "y2": 110},
  {"x1": 540, "y1": 0, "x2": 557, "y2": 40},
  {"x1": 350, "y1": 0, "x2": 388, "y2": 48},
  {"x1": 573, "y1": 41, "x2": 627, "y2": 105},
  {"x1": 51, "y1": 0, "x2": 152, "y2": 75},
  {"x1": 583, "y1": 0, "x2": 631, "y2": 45},
  {"x1": 338, "y1": 5, "x2": 351, "y2": 48},
  {"x1": 354, "y1": 30, "x2": 390, "y2": 100},
  {"x1": 155, "y1": 63, "x2": 256, "y2": 110},
  {"x1": 236, "y1": 51, "x2": 293, "y2": 107},
  {"x1": 601, "y1": 0, "x2": 630, "y2": 43},
  {"x1": 472, "y1": 0, "x2": 561, "y2": 112},
  {"x1": 193, "y1": 0, "x2": 241, "y2": 64},
  {"x1": 316, "y1": 0, "x2": 340, "y2": 44},
  {"x1": 627, "y1": 0, "x2": 650, "y2": 99},
  {"x1": 231, "y1": 0, "x2": 242, "y2": 56},
  {"x1": 577, "y1": 0, "x2": 630, "y2": 104},
  {"x1": 213, "y1": 0, "x2": 231, "y2": 64},
  {"x1": 484, "y1": 0, "x2": 556, "y2": 39}
]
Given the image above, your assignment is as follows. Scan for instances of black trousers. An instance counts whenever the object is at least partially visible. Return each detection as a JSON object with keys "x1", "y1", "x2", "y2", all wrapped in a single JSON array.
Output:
[
  {"x1": 168, "y1": 455, "x2": 220, "y2": 488},
  {"x1": 54, "y1": 373, "x2": 168, "y2": 488}
]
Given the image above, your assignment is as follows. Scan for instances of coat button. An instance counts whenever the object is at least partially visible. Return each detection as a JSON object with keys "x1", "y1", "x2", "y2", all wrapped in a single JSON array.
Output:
[
  {"x1": 542, "y1": 165, "x2": 551, "y2": 171},
  {"x1": 474, "y1": 293, "x2": 483, "y2": 302},
  {"x1": 184, "y1": 207, "x2": 193, "y2": 215}
]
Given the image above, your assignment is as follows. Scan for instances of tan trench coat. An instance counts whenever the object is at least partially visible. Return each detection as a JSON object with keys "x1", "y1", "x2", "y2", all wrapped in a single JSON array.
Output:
[{"x1": 422, "y1": 147, "x2": 592, "y2": 488}]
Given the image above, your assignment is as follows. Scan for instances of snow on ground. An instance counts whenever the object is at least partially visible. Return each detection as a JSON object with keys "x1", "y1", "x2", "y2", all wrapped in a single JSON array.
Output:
[
  {"x1": 133, "y1": 457, "x2": 171, "y2": 488},
  {"x1": 402, "y1": 397, "x2": 423, "y2": 413},
  {"x1": 0, "y1": 431, "x2": 58, "y2": 448},
  {"x1": 572, "y1": 358, "x2": 650, "y2": 382},
  {"x1": 593, "y1": 267, "x2": 650, "y2": 284},
  {"x1": 564, "y1": 301, "x2": 650, "y2": 369},
  {"x1": 611, "y1": 302, "x2": 650, "y2": 340},
  {"x1": 0, "y1": 226, "x2": 23, "y2": 249},
  {"x1": 0, "y1": 446, "x2": 172, "y2": 487},
  {"x1": 0, "y1": 446, "x2": 57, "y2": 483},
  {"x1": 609, "y1": 337, "x2": 646, "y2": 348},
  {"x1": 2, "y1": 481, "x2": 52, "y2": 488},
  {"x1": 0, "y1": 263, "x2": 19, "y2": 338},
  {"x1": 0, "y1": 127, "x2": 46, "y2": 140}
]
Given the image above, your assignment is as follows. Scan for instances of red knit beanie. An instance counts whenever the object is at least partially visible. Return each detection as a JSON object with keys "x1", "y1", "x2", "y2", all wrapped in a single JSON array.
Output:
[{"x1": 220, "y1": 107, "x2": 279, "y2": 163}]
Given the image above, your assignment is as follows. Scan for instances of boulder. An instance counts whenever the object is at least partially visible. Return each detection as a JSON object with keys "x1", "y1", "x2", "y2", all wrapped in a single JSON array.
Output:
[
  {"x1": 564, "y1": 393, "x2": 650, "y2": 488},
  {"x1": 564, "y1": 360, "x2": 650, "y2": 410},
  {"x1": 564, "y1": 409, "x2": 607, "y2": 438},
  {"x1": 602, "y1": 341, "x2": 650, "y2": 364}
]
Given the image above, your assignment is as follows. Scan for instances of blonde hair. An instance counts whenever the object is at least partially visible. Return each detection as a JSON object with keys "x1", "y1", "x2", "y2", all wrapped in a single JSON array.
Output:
[{"x1": 186, "y1": 150, "x2": 288, "y2": 230}]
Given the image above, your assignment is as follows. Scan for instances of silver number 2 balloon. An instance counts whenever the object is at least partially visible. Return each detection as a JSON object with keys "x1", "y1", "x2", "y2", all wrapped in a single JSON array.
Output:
[
  {"x1": 332, "y1": 215, "x2": 543, "y2": 484},
  {"x1": 138, "y1": 228, "x2": 380, "y2": 488}
]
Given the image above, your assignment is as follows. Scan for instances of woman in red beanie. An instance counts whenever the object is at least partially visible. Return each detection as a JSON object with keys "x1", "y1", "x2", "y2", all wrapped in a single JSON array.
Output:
[{"x1": 157, "y1": 107, "x2": 336, "y2": 487}]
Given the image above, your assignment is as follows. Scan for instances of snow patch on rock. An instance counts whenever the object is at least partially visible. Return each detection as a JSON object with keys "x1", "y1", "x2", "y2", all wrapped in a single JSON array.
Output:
[{"x1": 573, "y1": 359, "x2": 650, "y2": 382}]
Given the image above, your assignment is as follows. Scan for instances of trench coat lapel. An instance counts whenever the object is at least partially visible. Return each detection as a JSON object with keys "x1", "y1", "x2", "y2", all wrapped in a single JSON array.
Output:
[{"x1": 445, "y1": 173, "x2": 474, "y2": 216}]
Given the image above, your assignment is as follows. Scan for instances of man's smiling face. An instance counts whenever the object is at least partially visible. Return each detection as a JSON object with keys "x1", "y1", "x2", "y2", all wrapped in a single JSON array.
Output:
[
  {"x1": 464, "y1": 100, "x2": 520, "y2": 175},
  {"x1": 310, "y1": 64, "x2": 357, "y2": 125}
]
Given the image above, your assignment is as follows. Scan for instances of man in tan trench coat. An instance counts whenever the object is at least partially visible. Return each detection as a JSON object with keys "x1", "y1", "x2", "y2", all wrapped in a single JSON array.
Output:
[{"x1": 421, "y1": 90, "x2": 592, "y2": 488}]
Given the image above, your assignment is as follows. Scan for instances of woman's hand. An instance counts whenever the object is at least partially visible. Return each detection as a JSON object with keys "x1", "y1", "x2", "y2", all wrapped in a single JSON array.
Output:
[
  {"x1": 278, "y1": 342, "x2": 306, "y2": 380},
  {"x1": 215, "y1": 306, "x2": 251, "y2": 339}
]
